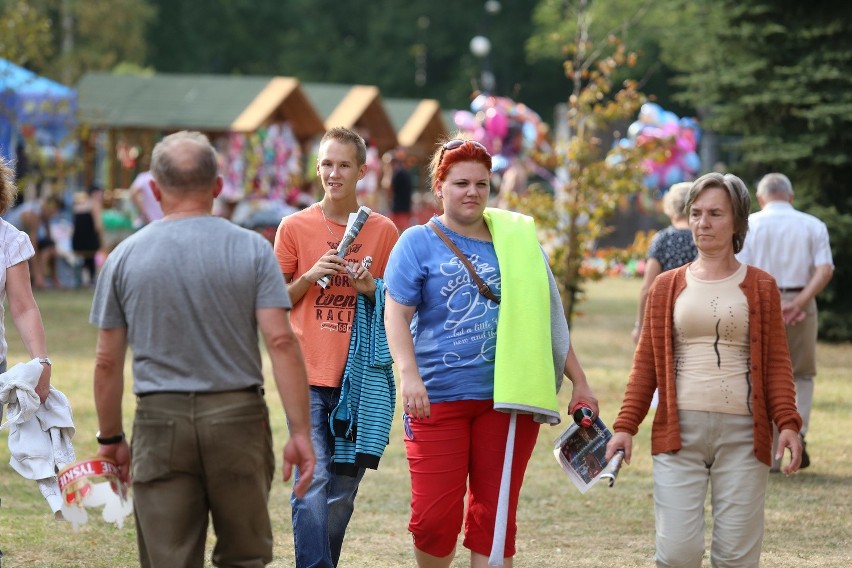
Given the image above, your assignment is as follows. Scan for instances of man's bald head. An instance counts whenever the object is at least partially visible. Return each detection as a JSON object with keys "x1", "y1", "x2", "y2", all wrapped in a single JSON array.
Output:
[{"x1": 151, "y1": 131, "x2": 218, "y2": 191}]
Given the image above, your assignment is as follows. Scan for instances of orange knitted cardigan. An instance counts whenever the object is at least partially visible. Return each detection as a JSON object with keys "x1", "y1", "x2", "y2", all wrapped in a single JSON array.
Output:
[{"x1": 614, "y1": 264, "x2": 802, "y2": 466}]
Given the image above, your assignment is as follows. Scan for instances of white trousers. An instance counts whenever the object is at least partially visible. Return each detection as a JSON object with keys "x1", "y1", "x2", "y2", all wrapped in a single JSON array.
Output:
[{"x1": 653, "y1": 411, "x2": 769, "y2": 568}]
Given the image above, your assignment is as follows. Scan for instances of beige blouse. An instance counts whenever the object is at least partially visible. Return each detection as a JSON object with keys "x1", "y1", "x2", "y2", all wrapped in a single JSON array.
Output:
[{"x1": 674, "y1": 263, "x2": 752, "y2": 416}]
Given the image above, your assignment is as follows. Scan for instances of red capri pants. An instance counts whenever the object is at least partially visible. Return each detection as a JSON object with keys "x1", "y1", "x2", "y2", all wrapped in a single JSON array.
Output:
[{"x1": 404, "y1": 399, "x2": 540, "y2": 558}]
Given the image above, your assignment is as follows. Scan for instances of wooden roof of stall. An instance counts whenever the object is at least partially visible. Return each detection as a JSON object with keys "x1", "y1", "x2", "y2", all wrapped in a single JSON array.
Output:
[
  {"x1": 384, "y1": 97, "x2": 448, "y2": 156},
  {"x1": 302, "y1": 82, "x2": 398, "y2": 152},
  {"x1": 77, "y1": 73, "x2": 447, "y2": 156},
  {"x1": 77, "y1": 72, "x2": 325, "y2": 140}
]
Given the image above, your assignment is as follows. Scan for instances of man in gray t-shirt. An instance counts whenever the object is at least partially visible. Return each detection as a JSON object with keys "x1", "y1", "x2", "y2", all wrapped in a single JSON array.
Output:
[{"x1": 90, "y1": 131, "x2": 315, "y2": 567}]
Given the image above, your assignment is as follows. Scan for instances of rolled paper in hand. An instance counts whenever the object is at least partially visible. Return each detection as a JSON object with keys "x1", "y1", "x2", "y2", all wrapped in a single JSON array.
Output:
[
  {"x1": 601, "y1": 449, "x2": 625, "y2": 488},
  {"x1": 317, "y1": 206, "x2": 372, "y2": 288}
]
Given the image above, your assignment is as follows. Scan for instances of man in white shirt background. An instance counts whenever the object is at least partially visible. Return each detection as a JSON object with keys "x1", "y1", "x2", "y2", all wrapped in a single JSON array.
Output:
[{"x1": 737, "y1": 172, "x2": 834, "y2": 471}]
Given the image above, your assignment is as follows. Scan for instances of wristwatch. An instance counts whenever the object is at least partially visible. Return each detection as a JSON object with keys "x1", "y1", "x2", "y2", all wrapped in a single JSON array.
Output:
[
  {"x1": 38, "y1": 357, "x2": 52, "y2": 366},
  {"x1": 96, "y1": 431, "x2": 126, "y2": 445}
]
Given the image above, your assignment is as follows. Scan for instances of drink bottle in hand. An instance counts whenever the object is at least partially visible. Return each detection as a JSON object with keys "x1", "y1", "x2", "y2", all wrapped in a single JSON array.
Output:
[{"x1": 571, "y1": 402, "x2": 595, "y2": 428}]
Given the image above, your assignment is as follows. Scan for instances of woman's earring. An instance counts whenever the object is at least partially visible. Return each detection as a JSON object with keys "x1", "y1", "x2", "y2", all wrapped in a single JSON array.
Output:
[{"x1": 437, "y1": 192, "x2": 442, "y2": 198}]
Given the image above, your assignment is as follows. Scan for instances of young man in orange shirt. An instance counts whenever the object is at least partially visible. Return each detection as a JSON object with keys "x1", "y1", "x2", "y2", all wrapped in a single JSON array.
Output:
[{"x1": 274, "y1": 127, "x2": 399, "y2": 567}]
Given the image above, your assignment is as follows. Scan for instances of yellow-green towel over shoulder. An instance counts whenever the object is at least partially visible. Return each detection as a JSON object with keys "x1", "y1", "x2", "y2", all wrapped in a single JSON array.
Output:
[{"x1": 483, "y1": 208, "x2": 561, "y2": 424}]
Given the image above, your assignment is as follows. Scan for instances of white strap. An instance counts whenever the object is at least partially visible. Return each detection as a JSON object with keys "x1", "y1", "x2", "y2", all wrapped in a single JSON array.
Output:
[{"x1": 489, "y1": 410, "x2": 517, "y2": 566}]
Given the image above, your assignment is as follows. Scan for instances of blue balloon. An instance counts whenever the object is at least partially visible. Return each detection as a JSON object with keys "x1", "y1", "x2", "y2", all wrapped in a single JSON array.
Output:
[
  {"x1": 661, "y1": 110, "x2": 679, "y2": 126},
  {"x1": 627, "y1": 120, "x2": 644, "y2": 139},
  {"x1": 522, "y1": 121, "x2": 537, "y2": 146},
  {"x1": 664, "y1": 165, "x2": 684, "y2": 187},
  {"x1": 471, "y1": 94, "x2": 488, "y2": 113},
  {"x1": 679, "y1": 116, "x2": 698, "y2": 129},
  {"x1": 491, "y1": 154, "x2": 509, "y2": 172},
  {"x1": 606, "y1": 152, "x2": 624, "y2": 166},
  {"x1": 640, "y1": 103, "x2": 663, "y2": 126},
  {"x1": 683, "y1": 151, "x2": 701, "y2": 173},
  {"x1": 643, "y1": 172, "x2": 660, "y2": 190}
]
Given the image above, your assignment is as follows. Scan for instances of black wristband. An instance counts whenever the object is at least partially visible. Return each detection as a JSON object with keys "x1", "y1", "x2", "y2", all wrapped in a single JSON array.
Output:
[{"x1": 96, "y1": 431, "x2": 125, "y2": 445}]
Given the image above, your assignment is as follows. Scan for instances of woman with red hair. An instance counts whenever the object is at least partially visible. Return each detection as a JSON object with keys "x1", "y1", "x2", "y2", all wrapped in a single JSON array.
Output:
[{"x1": 384, "y1": 136, "x2": 597, "y2": 567}]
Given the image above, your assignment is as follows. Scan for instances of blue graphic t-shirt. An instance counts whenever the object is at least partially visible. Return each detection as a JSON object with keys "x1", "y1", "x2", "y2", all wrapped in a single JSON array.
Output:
[{"x1": 384, "y1": 218, "x2": 501, "y2": 403}]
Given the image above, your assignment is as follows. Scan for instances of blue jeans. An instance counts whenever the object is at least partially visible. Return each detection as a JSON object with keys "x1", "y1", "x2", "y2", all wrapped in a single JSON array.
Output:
[{"x1": 291, "y1": 386, "x2": 365, "y2": 568}]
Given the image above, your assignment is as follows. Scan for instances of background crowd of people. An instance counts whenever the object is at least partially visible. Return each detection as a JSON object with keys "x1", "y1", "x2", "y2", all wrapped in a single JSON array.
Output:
[{"x1": 0, "y1": 141, "x2": 425, "y2": 293}]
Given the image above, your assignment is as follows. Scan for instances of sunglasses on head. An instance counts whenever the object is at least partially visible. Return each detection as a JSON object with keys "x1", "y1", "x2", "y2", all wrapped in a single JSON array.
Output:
[{"x1": 437, "y1": 139, "x2": 489, "y2": 166}]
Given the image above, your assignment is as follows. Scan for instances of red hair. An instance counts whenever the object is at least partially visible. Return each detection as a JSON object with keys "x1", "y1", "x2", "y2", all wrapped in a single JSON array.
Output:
[{"x1": 429, "y1": 137, "x2": 492, "y2": 194}]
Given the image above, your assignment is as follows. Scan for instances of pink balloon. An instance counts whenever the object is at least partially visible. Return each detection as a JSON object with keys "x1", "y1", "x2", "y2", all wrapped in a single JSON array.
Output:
[
  {"x1": 660, "y1": 123, "x2": 679, "y2": 137},
  {"x1": 675, "y1": 136, "x2": 693, "y2": 153},
  {"x1": 473, "y1": 127, "x2": 488, "y2": 144},
  {"x1": 485, "y1": 108, "x2": 508, "y2": 139},
  {"x1": 454, "y1": 110, "x2": 477, "y2": 132},
  {"x1": 642, "y1": 126, "x2": 665, "y2": 139},
  {"x1": 680, "y1": 130, "x2": 697, "y2": 151}
]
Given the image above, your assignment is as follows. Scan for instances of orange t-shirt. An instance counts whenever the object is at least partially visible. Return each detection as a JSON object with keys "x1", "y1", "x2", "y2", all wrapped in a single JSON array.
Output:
[{"x1": 274, "y1": 204, "x2": 399, "y2": 387}]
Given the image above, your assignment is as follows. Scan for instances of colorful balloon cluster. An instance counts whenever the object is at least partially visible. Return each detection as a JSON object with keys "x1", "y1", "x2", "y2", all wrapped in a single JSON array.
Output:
[
  {"x1": 621, "y1": 103, "x2": 701, "y2": 194},
  {"x1": 452, "y1": 94, "x2": 549, "y2": 173}
]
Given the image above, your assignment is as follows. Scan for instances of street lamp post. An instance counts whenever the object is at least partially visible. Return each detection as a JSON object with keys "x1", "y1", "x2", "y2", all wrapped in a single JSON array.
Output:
[
  {"x1": 469, "y1": 35, "x2": 494, "y2": 93},
  {"x1": 470, "y1": 1, "x2": 500, "y2": 94}
]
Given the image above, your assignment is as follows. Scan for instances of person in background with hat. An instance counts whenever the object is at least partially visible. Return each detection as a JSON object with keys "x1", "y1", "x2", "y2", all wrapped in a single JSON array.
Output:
[
  {"x1": 736, "y1": 172, "x2": 833, "y2": 471},
  {"x1": 91, "y1": 130, "x2": 315, "y2": 567}
]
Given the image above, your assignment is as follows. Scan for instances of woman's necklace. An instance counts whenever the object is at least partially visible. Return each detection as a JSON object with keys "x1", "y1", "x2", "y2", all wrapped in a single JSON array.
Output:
[{"x1": 318, "y1": 203, "x2": 339, "y2": 238}]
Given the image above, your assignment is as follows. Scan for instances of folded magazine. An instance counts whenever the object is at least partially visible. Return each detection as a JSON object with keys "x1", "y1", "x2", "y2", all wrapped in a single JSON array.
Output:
[{"x1": 553, "y1": 416, "x2": 621, "y2": 493}]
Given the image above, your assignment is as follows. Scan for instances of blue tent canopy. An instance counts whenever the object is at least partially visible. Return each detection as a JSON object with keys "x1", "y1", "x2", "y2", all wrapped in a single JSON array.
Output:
[{"x1": 0, "y1": 59, "x2": 77, "y2": 160}]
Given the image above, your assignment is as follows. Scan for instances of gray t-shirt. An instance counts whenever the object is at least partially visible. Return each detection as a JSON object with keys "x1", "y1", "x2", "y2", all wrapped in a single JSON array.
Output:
[{"x1": 90, "y1": 216, "x2": 291, "y2": 394}]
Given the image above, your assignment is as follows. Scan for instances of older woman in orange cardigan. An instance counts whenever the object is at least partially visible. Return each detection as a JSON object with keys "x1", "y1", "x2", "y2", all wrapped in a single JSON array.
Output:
[{"x1": 606, "y1": 172, "x2": 802, "y2": 568}]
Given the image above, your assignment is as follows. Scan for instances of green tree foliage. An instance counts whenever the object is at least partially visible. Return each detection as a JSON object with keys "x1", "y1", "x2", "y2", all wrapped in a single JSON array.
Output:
[
  {"x1": 0, "y1": 0, "x2": 155, "y2": 84},
  {"x1": 55, "y1": 0, "x2": 156, "y2": 82},
  {"x1": 526, "y1": 0, "x2": 688, "y2": 115},
  {"x1": 145, "y1": 0, "x2": 283, "y2": 75},
  {"x1": 144, "y1": 0, "x2": 570, "y2": 114},
  {"x1": 667, "y1": 0, "x2": 852, "y2": 340},
  {"x1": 0, "y1": 0, "x2": 53, "y2": 68},
  {"x1": 507, "y1": 6, "x2": 655, "y2": 327}
]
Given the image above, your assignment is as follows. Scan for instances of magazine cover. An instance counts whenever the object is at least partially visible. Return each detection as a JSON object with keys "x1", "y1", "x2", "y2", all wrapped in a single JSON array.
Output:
[{"x1": 552, "y1": 416, "x2": 617, "y2": 493}]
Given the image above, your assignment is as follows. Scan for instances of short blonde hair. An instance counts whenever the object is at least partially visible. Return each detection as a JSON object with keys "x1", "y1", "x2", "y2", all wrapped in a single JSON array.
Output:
[
  {"x1": 662, "y1": 182, "x2": 691, "y2": 219},
  {"x1": 0, "y1": 158, "x2": 18, "y2": 215},
  {"x1": 320, "y1": 127, "x2": 367, "y2": 167}
]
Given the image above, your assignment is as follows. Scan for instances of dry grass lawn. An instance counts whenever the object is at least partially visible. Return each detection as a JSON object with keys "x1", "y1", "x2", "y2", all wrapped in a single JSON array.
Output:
[{"x1": 0, "y1": 278, "x2": 850, "y2": 567}]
